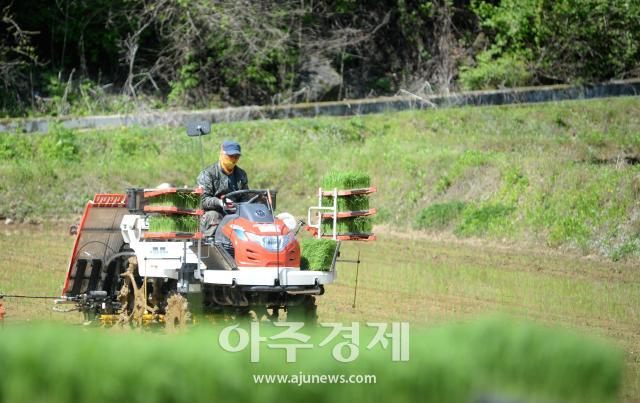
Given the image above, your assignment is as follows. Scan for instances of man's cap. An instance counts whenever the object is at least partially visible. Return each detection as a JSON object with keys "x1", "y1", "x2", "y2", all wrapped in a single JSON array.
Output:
[{"x1": 221, "y1": 141, "x2": 241, "y2": 156}]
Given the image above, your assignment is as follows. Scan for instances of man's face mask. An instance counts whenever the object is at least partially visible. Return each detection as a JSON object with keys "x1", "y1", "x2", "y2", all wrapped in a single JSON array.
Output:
[{"x1": 220, "y1": 151, "x2": 240, "y2": 173}]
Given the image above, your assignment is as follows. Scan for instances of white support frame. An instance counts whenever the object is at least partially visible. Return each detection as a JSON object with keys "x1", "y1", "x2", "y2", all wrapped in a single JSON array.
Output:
[{"x1": 307, "y1": 187, "x2": 338, "y2": 240}]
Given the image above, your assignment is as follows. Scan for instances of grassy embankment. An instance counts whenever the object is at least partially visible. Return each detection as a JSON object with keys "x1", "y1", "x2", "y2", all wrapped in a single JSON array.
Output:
[
  {"x1": 2, "y1": 96, "x2": 639, "y2": 260},
  {"x1": 2, "y1": 97, "x2": 640, "y2": 400}
]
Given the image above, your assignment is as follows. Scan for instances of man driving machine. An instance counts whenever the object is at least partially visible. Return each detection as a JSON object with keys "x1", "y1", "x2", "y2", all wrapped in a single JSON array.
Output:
[{"x1": 196, "y1": 141, "x2": 248, "y2": 237}]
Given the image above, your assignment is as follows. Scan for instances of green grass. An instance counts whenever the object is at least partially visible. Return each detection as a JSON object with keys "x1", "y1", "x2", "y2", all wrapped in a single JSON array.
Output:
[
  {"x1": 1, "y1": 226, "x2": 639, "y2": 400},
  {"x1": 0, "y1": 225, "x2": 82, "y2": 323},
  {"x1": 300, "y1": 238, "x2": 337, "y2": 271},
  {"x1": 612, "y1": 236, "x2": 640, "y2": 262},
  {"x1": 0, "y1": 317, "x2": 623, "y2": 403},
  {"x1": 1, "y1": 97, "x2": 640, "y2": 260},
  {"x1": 454, "y1": 203, "x2": 515, "y2": 237},
  {"x1": 414, "y1": 201, "x2": 467, "y2": 229},
  {"x1": 435, "y1": 150, "x2": 494, "y2": 193}
]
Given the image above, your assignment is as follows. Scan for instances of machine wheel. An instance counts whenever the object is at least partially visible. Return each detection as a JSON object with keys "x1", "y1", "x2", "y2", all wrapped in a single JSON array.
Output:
[
  {"x1": 286, "y1": 295, "x2": 318, "y2": 324},
  {"x1": 115, "y1": 257, "x2": 147, "y2": 327},
  {"x1": 249, "y1": 305, "x2": 277, "y2": 322},
  {"x1": 117, "y1": 256, "x2": 153, "y2": 327},
  {"x1": 165, "y1": 293, "x2": 189, "y2": 332}
]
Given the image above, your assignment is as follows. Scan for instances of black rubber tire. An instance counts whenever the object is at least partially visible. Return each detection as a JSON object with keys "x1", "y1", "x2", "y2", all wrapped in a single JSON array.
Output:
[{"x1": 286, "y1": 295, "x2": 318, "y2": 324}]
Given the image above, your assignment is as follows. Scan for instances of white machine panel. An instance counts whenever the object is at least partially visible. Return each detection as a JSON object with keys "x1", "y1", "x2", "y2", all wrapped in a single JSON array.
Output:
[
  {"x1": 136, "y1": 241, "x2": 200, "y2": 279},
  {"x1": 203, "y1": 267, "x2": 335, "y2": 286},
  {"x1": 121, "y1": 214, "x2": 201, "y2": 279}
]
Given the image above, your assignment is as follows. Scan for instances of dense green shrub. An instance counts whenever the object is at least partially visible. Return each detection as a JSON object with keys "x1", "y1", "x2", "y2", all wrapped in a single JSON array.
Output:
[
  {"x1": 466, "y1": 0, "x2": 640, "y2": 88},
  {"x1": 459, "y1": 50, "x2": 533, "y2": 90},
  {"x1": 0, "y1": 133, "x2": 33, "y2": 160},
  {"x1": 39, "y1": 125, "x2": 80, "y2": 162}
]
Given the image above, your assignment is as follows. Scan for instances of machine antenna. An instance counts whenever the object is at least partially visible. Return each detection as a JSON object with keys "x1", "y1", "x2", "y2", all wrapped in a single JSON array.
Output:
[
  {"x1": 352, "y1": 250, "x2": 361, "y2": 309},
  {"x1": 186, "y1": 120, "x2": 211, "y2": 170},
  {"x1": 198, "y1": 129, "x2": 205, "y2": 170}
]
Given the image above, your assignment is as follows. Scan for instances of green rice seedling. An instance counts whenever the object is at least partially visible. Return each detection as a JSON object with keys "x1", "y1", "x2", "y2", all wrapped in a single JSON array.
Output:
[
  {"x1": 176, "y1": 215, "x2": 199, "y2": 233},
  {"x1": 300, "y1": 238, "x2": 337, "y2": 271},
  {"x1": 146, "y1": 192, "x2": 201, "y2": 210},
  {"x1": 321, "y1": 216, "x2": 372, "y2": 234},
  {"x1": 180, "y1": 192, "x2": 201, "y2": 210},
  {"x1": 322, "y1": 195, "x2": 369, "y2": 212},
  {"x1": 321, "y1": 170, "x2": 371, "y2": 189},
  {"x1": 146, "y1": 194, "x2": 175, "y2": 207},
  {"x1": 321, "y1": 171, "x2": 372, "y2": 218},
  {"x1": 148, "y1": 215, "x2": 199, "y2": 233},
  {"x1": 146, "y1": 193, "x2": 183, "y2": 208},
  {"x1": 149, "y1": 215, "x2": 175, "y2": 232}
]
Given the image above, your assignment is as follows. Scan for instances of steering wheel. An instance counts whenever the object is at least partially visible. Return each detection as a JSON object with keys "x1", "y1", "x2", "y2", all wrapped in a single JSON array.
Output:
[
  {"x1": 246, "y1": 194, "x2": 261, "y2": 203},
  {"x1": 224, "y1": 189, "x2": 269, "y2": 203}
]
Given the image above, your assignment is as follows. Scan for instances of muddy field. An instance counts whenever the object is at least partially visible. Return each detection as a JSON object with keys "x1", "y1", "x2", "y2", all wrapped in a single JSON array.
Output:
[{"x1": 1, "y1": 223, "x2": 639, "y2": 400}]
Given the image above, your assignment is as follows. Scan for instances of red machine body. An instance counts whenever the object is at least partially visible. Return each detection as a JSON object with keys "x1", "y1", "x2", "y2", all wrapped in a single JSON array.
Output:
[{"x1": 220, "y1": 217, "x2": 300, "y2": 268}]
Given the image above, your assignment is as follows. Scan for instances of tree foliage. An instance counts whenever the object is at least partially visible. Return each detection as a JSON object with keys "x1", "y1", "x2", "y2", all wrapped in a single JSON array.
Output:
[
  {"x1": 0, "y1": 5, "x2": 38, "y2": 114},
  {"x1": 461, "y1": 0, "x2": 640, "y2": 89},
  {"x1": 0, "y1": 0, "x2": 639, "y2": 115}
]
